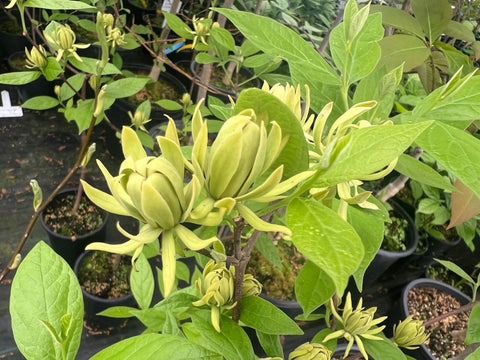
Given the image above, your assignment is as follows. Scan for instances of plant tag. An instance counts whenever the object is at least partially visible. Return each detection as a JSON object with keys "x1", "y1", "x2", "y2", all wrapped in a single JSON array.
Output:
[{"x1": 0, "y1": 90, "x2": 23, "y2": 117}]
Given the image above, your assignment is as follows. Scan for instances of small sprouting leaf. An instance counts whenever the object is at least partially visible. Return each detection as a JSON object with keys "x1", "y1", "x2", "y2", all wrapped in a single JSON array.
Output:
[{"x1": 434, "y1": 258, "x2": 475, "y2": 284}]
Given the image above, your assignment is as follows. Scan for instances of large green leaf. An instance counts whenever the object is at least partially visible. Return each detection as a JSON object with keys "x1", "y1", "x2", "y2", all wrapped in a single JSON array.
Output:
[
  {"x1": 256, "y1": 331, "x2": 283, "y2": 358},
  {"x1": 444, "y1": 20, "x2": 476, "y2": 42},
  {"x1": 239, "y1": 296, "x2": 303, "y2": 335},
  {"x1": 287, "y1": 198, "x2": 364, "y2": 295},
  {"x1": 90, "y1": 333, "x2": 221, "y2": 360},
  {"x1": 378, "y1": 34, "x2": 430, "y2": 72},
  {"x1": 22, "y1": 96, "x2": 60, "y2": 110},
  {"x1": 370, "y1": 5, "x2": 424, "y2": 38},
  {"x1": 64, "y1": 98, "x2": 95, "y2": 133},
  {"x1": 105, "y1": 77, "x2": 151, "y2": 100},
  {"x1": 316, "y1": 121, "x2": 433, "y2": 188},
  {"x1": 130, "y1": 253, "x2": 154, "y2": 310},
  {"x1": 411, "y1": 0, "x2": 452, "y2": 42},
  {"x1": 347, "y1": 204, "x2": 385, "y2": 292},
  {"x1": 234, "y1": 88, "x2": 309, "y2": 178},
  {"x1": 0, "y1": 71, "x2": 41, "y2": 85},
  {"x1": 183, "y1": 312, "x2": 255, "y2": 360},
  {"x1": 10, "y1": 242, "x2": 83, "y2": 360},
  {"x1": 295, "y1": 260, "x2": 335, "y2": 316},
  {"x1": 25, "y1": 0, "x2": 95, "y2": 9},
  {"x1": 68, "y1": 57, "x2": 121, "y2": 75},
  {"x1": 416, "y1": 122, "x2": 480, "y2": 198},
  {"x1": 465, "y1": 348, "x2": 480, "y2": 360},
  {"x1": 395, "y1": 154, "x2": 455, "y2": 191},
  {"x1": 330, "y1": 12, "x2": 384, "y2": 86},
  {"x1": 413, "y1": 73, "x2": 480, "y2": 126},
  {"x1": 435, "y1": 41, "x2": 475, "y2": 76}
]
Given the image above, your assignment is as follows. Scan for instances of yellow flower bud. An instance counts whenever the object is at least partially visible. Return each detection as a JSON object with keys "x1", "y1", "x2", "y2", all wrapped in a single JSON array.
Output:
[
  {"x1": 242, "y1": 273, "x2": 262, "y2": 298},
  {"x1": 128, "y1": 110, "x2": 150, "y2": 131},
  {"x1": 182, "y1": 92, "x2": 191, "y2": 105},
  {"x1": 393, "y1": 316, "x2": 429, "y2": 350},
  {"x1": 192, "y1": 260, "x2": 236, "y2": 332},
  {"x1": 102, "y1": 13, "x2": 114, "y2": 28},
  {"x1": 57, "y1": 24, "x2": 75, "y2": 51},
  {"x1": 54, "y1": 85, "x2": 61, "y2": 97},
  {"x1": 288, "y1": 342, "x2": 332, "y2": 360},
  {"x1": 24, "y1": 45, "x2": 48, "y2": 70}
]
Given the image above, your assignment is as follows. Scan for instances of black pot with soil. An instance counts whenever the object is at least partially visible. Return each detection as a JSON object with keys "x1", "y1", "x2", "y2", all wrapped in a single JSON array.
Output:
[
  {"x1": 396, "y1": 278, "x2": 471, "y2": 360},
  {"x1": 363, "y1": 199, "x2": 419, "y2": 285},
  {"x1": 40, "y1": 188, "x2": 109, "y2": 267},
  {"x1": 7, "y1": 51, "x2": 56, "y2": 102},
  {"x1": 74, "y1": 250, "x2": 136, "y2": 331},
  {"x1": 0, "y1": 14, "x2": 30, "y2": 61}
]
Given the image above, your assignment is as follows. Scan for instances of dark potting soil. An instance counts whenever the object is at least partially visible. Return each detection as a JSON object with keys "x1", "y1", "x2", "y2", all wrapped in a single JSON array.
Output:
[
  {"x1": 43, "y1": 192, "x2": 104, "y2": 237},
  {"x1": 407, "y1": 286, "x2": 469, "y2": 359},
  {"x1": 77, "y1": 251, "x2": 131, "y2": 299},
  {"x1": 381, "y1": 213, "x2": 408, "y2": 252}
]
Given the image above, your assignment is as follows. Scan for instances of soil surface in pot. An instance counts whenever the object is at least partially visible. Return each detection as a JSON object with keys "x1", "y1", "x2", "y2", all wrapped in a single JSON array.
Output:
[
  {"x1": 43, "y1": 192, "x2": 104, "y2": 237},
  {"x1": 426, "y1": 263, "x2": 472, "y2": 297},
  {"x1": 209, "y1": 65, "x2": 257, "y2": 94},
  {"x1": 77, "y1": 251, "x2": 131, "y2": 299},
  {"x1": 246, "y1": 240, "x2": 305, "y2": 301},
  {"x1": 407, "y1": 286, "x2": 469, "y2": 359}
]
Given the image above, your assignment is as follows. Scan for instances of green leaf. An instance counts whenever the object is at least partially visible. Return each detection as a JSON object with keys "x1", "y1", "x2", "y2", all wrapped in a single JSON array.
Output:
[
  {"x1": 254, "y1": 232, "x2": 282, "y2": 269},
  {"x1": 411, "y1": 0, "x2": 452, "y2": 42},
  {"x1": 435, "y1": 41, "x2": 475, "y2": 76},
  {"x1": 369, "y1": 5, "x2": 424, "y2": 38},
  {"x1": 395, "y1": 154, "x2": 455, "y2": 191},
  {"x1": 90, "y1": 333, "x2": 221, "y2": 360},
  {"x1": 64, "y1": 98, "x2": 95, "y2": 134},
  {"x1": 60, "y1": 73, "x2": 85, "y2": 101},
  {"x1": 183, "y1": 312, "x2": 255, "y2": 360},
  {"x1": 24, "y1": 0, "x2": 95, "y2": 9},
  {"x1": 215, "y1": 9, "x2": 340, "y2": 90},
  {"x1": 156, "y1": 99, "x2": 182, "y2": 111},
  {"x1": 330, "y1": 12, "x2": 384, "y2": 86},
  {"x1": 287, "y1": 198, "x2": 364, "y2": 295},
  {"x1": 130, "y1": 253, "x2": 154, "y2": 310},
  {"x1": 316, "y1": 121, "x2": 433, "y2": 188},
  {"x1": 417, "y1": 198, "x2": 441, "y2": 214},
  {"x1": 105, "y1": 77, "x2": 151, "y2": 100},
  {"x1": 0, "y1": 71, "x2": 41, "y2": 85},
  {"x1": 22, "y1": 96, "x2": 59, "y2": 110},
  {"x1": 347, "y1": 204, "x2": 385, "y2": 292},
  {"x1": 412, "y1": 70, "x2": 480, "y2": 127},
  {"x1": 378, "y1": 34, "x2": 430, "y2": 72},
  {"x1": 163, "y1": 12, "x2": 194, "y2": 40},
  {"x1": 43, "y1": 57, "x2": 63, "y2": 81},
  {"x1": 210, "y1": 27, "x2": 236, "y2": 52},
  {"x1": 234, "y1": 88, "x2": 309, "y2": 178},
  {"x1": 434, "y1": 258, "x2": 475, "y2": 284},
  {"x1": 444, "y1": 20, "x2": 475, "y2": 42},
  {"x1": 295, "y1": 260, "x2": 335, "y2": 316},
  {"x1": 10, "y1": 242, "x2": 83, "y2": 360},
  {"x1": 353, "y1": 65, "x2": 403, "y2": 121},
  {"x1": 465, "y1": 347, "x2": 480, "y2": 360},
  {"x1": 416, "y1": 122, "x2": 480, "y2": 199},
  {"x1": 363, "y1": 334, "x2": 408, "y2": 359},
  {"x1": 256, "y1": 331, "x2": 283, "y2": 358},
  {"x1": 243, "y1": 54, "x2": 272, "y2": 68},
  {"x1": 195, "y1": 53, "x2": 219, "y2": 64},
  {"x1": 68, "y1": 57, "x2": 121, "y2": 75},
  {"x1": 97, "y1": 306, "x2": 137, "y2": 318},
  {"x1": 239, "y1": 296, "x2": 303, "y2": 335},
  {"x1": 466, "y1": 304, "x2": 480, "y2": 345}
]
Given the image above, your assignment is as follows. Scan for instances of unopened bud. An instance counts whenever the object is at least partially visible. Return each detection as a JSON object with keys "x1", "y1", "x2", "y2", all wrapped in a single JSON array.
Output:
[
  {"x1": 394, "y1": 316, "x2": 429, "y2": 350},
  {"x1": 102, "y1": 13, "x2": 114, "y2": 28},
  {"x1": 242, "y1": 273, "x2": 262, "y2": 297},
  {"x1": 288, "y1": 342, "x2": 332, "y2": 360},
  {"x1": 25, "y1": 45, "x2": 48, "y2": 70},
  {"x1": 54, "y1": 85, "x2": 61, "y2": 97},
  {"x1": 93, "y1": 85, "x2": 107, "y2": 117},
  {"x1": 182, "y1": 93, "x2": 191, "y2": 105}
]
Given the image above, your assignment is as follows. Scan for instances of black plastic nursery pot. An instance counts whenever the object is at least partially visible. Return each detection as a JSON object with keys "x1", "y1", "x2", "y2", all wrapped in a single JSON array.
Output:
[
  {"x1": 74, "y1": 250, "x2": 137, "y2": 331},
  {"x1": 7, "y1": 51, "x2": 56, "y2": 102},
  {"x1": 0, "y1": 15, "x2": 30, "y2": 61},
  {"x1": 363, "y1": 199, "x2": 419, "y2": 285},
  {"x1": 397, "y1": 278, "x2": 471, "y2": 360},
  {"x1": 40, "y1": 188, "x2": 109, "y2": 268}
]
